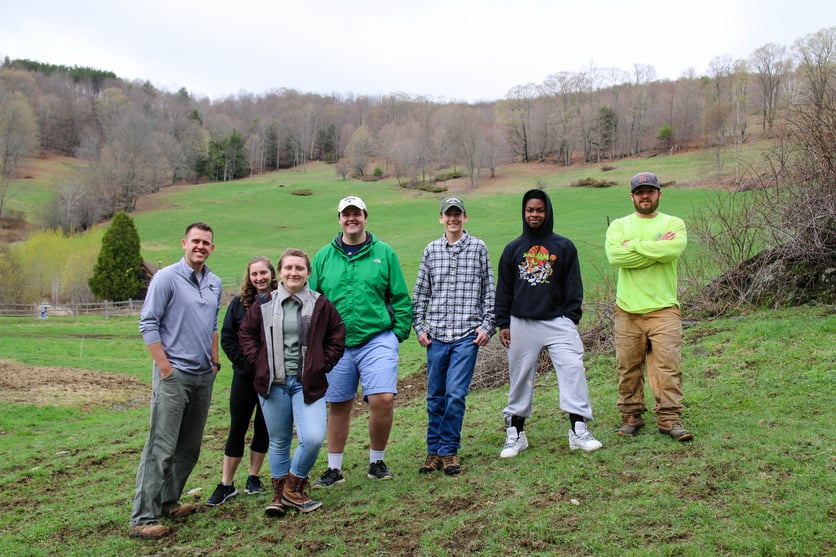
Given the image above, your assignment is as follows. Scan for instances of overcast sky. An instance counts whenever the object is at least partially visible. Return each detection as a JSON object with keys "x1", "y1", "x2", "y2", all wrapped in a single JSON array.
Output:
[{"x1": 3, "y1": 1, "x2": 834, "y2": 103}]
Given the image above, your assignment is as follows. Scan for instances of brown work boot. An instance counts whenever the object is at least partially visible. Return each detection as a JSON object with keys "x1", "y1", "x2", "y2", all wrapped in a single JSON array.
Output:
[
  {"x1": 265, "y1": 477, "x2": 288, "y2": 517},
  {"x1": 442, "y1": 455, "x2": 461, "y2": 476},
  {"x1": 164, "y1": 503, "x2": 196, "y2": 519},
  {"x1": 418, "y1": 454, "x2": 443, "y2": 474},
  {"x1": 658, "y1": 420, "x2": 694, "y2": 442},
  {"x1": 615, "y1": 414, "x2": 645, "y2": 436},
  {"x1": 129, "y1": 523, "x2": 170, "y2": 539},
  {"x1": 282, "y1": 472, "x2": 322, "y2": 513}
]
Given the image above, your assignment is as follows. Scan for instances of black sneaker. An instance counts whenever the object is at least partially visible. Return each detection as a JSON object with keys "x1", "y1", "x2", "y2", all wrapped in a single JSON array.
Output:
[
  {"x1": 245, "y1": 475, "x2": 265, "y2": 494},
  {"x1": 367, "y1": 460, "x2": 394, "y2": 480},
  {"x1": 313, "y1": 468, "x2": 345, "y2": 489},
  {"x1": 206, "y1": 483, "x2": 238, "y2": 506}
]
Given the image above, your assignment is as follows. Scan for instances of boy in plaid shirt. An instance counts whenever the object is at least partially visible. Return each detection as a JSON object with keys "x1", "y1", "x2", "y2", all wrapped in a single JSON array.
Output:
[{"x1": 412, "y1": 197, "x2": 496, "y2": 475}]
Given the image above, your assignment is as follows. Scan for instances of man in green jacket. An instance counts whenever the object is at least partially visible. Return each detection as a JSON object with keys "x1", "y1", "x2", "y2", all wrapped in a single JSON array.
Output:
[
  {"x1": 605, "y1": 172, "x2": 693, "y2": 442},
  {"x1": 309, "y1": 196, "x2": 413, "y2": 486}
]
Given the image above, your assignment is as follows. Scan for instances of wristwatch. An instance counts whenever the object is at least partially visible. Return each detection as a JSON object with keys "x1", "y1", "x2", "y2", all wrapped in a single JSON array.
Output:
[{"x1": 212, "y1": 361, "x2": 221, "y2": 371}]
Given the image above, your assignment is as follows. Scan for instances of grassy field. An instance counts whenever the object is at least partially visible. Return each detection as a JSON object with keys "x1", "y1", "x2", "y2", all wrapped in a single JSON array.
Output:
[
  {"x1": 0, "y1": 306, "x2": 832, "y2": 556},
  {"x1": 1, "y1": 147, "x2": 833, "y2": 555}
]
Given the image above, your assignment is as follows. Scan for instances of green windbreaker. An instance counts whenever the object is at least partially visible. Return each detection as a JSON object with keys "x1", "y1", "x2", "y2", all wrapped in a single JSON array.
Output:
[{"x1": 310, "y1": 232, "x2": 413, "y2": 347}]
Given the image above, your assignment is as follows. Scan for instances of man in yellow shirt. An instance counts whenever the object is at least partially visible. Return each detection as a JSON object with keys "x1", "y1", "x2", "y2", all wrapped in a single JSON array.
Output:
[{"x1": 605, "y1": 172, "x2": 693, "y2": 442}]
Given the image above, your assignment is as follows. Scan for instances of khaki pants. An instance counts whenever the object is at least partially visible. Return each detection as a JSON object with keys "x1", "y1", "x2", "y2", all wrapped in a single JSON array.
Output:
[{"x1": 614, "y1": 306, "x2": 683, "y2": 422}]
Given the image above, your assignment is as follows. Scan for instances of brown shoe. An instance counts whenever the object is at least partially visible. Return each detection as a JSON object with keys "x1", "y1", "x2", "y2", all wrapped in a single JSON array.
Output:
[
  {"x1": 265, "y1": 477, "x2": 288, "y2": 517},
  {"x1": 418, "y1": 454, "x2": 443, "y2": 474},
  {"x1": 164, "y1": 503, "x2": 196, "y2": 519},
  {"x1": 658, "y1": 421, "x2": 694, "y2": 442},
  {"x1": 129, "y1": 523, "x2": 170, "y2": 539},
  {"x1": 442, "y1": 455, "x2": 461, "y2": 476},
  {"x1": 615, "y1": 414, "x2": 645, "y2": 436},
  {"x1": 282, "y1": 472, "x2": 322, "y2": 513}
]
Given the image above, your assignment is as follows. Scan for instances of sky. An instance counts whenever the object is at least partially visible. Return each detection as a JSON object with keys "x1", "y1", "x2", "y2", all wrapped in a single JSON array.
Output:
[{"x1": 3, "y1": 0, "x2": 834, "y2": 103}]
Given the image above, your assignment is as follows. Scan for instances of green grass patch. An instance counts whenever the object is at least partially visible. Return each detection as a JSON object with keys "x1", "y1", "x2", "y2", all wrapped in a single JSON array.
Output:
[{"x1": 0, "y1": 306, "x2": 833, "y2": 555}]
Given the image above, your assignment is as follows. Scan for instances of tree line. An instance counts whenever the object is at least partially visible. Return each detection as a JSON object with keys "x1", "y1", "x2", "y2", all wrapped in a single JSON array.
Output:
[{"x1": 0, "y1": 27, "x2": 833, "y2": 235}]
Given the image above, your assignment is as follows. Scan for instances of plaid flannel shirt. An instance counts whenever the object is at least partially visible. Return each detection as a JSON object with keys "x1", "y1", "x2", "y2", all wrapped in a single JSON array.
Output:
[{"x1": 412, "y1": 232, "x2": 496, "y2": 342}]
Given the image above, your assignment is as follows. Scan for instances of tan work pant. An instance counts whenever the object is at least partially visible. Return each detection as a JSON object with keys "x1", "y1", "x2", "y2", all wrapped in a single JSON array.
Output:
[{"x1": 614, "y1": 305, "x2": 683, "y2": 422}]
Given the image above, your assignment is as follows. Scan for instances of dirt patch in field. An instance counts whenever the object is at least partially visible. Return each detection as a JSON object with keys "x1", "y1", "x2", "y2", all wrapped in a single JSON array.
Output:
[
  {"x1": 0, "y1": 359, "x2": 148, "y2": 408},
  {"x1": 0, "y1": 356, "x2": 425, "y2": 413}
]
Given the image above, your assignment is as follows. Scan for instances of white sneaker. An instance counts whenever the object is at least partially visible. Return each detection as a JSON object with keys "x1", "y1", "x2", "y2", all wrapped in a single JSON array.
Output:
[
  {"x1": 568, "y1": 428, "x2": 603, "y2": 452},
  {"x1": 500, "y1": 426, "x2": 529, "y2": 458}
]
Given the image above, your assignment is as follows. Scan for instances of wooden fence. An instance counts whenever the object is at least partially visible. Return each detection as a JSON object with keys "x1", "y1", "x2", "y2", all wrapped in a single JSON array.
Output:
[{"x1": 0, "y1": 300, "x2": 144, "y2": 319}]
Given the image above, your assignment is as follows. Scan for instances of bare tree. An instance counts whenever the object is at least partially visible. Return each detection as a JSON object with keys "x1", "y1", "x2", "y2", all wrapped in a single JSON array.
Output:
[
  {"x1": 378, "y1": 120, "x2": 422, "y2": 185},
  {"x1": 96, "y1": 105, "x2": 171, "y2": 213},
  {"x1": 483, "y1": 122, "x2": 511, "y2": 178},
  {"x1": 449, "y1": 107, "x2": 489, "y2": 187},
  {"x1": 0, "y1": 91, "x2": 40, "y2": 219},
  {"x1": 750, "y1": 43, "x2": 791, "y2": 135},
  {"x1": 793, "y1": 26, "x2": 836, "y2": 115},
  {"x1": 345, "y1": 126, "x2": 374, "y2": 177},
  {"x1": 627, "y1": 64, "x2": 657, "y2": 156},
  {"x1": 495, "y1": 84, "x2": 537, "y2": 162}
]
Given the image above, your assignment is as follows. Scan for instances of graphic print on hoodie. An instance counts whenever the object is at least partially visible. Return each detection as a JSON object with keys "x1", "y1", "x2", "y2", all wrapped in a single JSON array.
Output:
[{"x1": 518, "y1": 244, "x2": 556, "y2": 285}]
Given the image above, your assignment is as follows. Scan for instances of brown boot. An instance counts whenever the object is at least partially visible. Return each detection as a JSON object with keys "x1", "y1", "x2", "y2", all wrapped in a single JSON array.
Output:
[
  {"x1": 418, "y1": 454, "x2": 443, "y2": 474},
  {"x1": 442, "y1": 455, "x2": 461, "y2": 476},
  {"x1": 658, "y1": 420, "x2": 694, "y2": 442},
  {"x1": 129, "y1": 523, "x2": 170, "y2": 539},
  {"x1": 615, "y1": 414, "x2": 645, "y2": 436},
  {"x1": 265, "y1": 477, "x2": 288, "y2": 517},
  {"x1": 282, "y1": 472, "x2": 322, "y2": 513}
]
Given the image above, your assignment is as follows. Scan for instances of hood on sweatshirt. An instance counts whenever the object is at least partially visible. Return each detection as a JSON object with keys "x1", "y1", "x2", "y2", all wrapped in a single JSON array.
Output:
[{"x1": 521, "y1": 188, "x2": 554, "y2": 238}]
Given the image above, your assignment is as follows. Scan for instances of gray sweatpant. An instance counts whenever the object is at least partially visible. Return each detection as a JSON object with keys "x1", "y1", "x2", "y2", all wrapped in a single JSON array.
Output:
[
  {"x1": 130, "y1": 365, "x2": 215, "y2": 526},
  {"x1": 502, "y1": 315, "x2": 594, "y2": 422}
]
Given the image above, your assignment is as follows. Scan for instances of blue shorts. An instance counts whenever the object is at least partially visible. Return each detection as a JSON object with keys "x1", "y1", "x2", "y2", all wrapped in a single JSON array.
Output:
[{"x1": 325, "y1": 330, "x2": 399, "y2": 403}]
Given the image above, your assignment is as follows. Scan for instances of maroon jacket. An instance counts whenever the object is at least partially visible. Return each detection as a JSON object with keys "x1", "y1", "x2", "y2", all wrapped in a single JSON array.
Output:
[{"x1": 239, "y1": 290, "x2": 345, "y2": 403}]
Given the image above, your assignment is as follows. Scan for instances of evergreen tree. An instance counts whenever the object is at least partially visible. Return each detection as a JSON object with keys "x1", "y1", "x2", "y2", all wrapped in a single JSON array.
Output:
[{"x1": 88, "y1": 211, "x2": 143, "y2": 301}]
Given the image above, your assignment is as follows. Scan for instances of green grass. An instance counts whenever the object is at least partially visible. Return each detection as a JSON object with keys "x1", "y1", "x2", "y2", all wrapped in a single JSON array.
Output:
[{"x1": 0, "y1": 306, "x2": 833, "y2": 555}]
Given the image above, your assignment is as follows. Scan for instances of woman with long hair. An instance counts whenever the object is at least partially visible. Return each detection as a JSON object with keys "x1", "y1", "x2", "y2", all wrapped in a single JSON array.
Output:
[{"x1": 207, "y1": 256, "x2": 278, "y2": 506}]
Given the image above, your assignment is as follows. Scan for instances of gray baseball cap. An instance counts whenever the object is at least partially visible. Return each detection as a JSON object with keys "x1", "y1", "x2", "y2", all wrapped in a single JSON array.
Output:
[{"x1": 630, "y1": 172, "x2": 661, "y2": 192}]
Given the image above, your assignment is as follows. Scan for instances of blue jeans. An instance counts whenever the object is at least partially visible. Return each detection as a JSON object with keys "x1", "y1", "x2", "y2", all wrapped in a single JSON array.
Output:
[
  {"x1": 259, "y1": 375, "x2": 326, "y2": 479},
  {"x1": 425, "y1": 333, "x2": 479, "y2": 456}
]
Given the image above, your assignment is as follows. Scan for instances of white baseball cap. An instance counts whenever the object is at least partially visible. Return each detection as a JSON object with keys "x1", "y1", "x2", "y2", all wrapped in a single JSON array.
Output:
[{"x1": 338, "y1": 196, "x2": 367, "y2": 212}]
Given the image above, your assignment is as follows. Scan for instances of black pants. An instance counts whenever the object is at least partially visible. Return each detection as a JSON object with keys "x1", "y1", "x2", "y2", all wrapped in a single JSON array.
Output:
[{"x1": 224, "y1": 372, "x2": 269, "y2": 457}]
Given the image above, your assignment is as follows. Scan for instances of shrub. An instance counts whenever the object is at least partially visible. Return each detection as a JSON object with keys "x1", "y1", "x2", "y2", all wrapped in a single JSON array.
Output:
[{"x1": 570, "y1": 177, "x2": 617, "y2": 188}]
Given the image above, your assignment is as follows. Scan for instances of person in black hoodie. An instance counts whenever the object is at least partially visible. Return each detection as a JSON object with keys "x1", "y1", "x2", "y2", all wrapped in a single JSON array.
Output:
[{"x1": 494, "y1": 189, "x2": 602, "y2": 458}]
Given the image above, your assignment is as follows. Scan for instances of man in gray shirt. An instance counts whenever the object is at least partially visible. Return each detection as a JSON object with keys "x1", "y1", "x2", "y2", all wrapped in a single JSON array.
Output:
[{"x1": 129, "y1": 222, "x2": 222, "y2": 540}]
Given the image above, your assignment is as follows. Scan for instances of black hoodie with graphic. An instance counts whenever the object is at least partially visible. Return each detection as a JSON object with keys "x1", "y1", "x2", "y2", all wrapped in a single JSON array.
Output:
[{"x1": 494, "y1": 189, "x2": 583, "y2": 329}]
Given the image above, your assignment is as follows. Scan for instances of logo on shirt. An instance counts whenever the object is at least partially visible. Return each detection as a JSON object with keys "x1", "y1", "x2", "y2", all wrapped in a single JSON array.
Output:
[{"x1": 518, "y1": 245, "x2": 555, "y2": 285}]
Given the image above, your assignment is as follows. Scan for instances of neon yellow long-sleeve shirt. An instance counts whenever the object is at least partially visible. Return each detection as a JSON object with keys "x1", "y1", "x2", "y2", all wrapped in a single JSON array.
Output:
[{"x1": 605, "y1": 212, "x2": 687, "y2": 314}]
